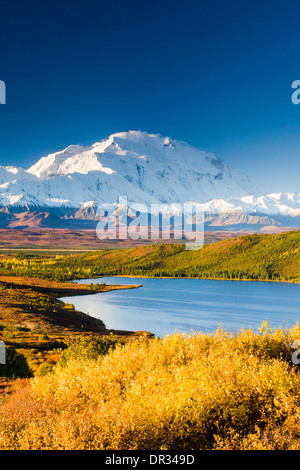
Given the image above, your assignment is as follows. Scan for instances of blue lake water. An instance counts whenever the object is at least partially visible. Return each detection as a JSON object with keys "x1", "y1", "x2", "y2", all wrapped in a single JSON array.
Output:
[{"x1": 60, "y1": 277, "x2": 300, "y2": 338}]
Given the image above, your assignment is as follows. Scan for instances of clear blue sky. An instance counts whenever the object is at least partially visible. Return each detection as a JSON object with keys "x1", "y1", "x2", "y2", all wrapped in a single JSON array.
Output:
[{"x1": 1, "y1": 0, "x2": 300, "y2": 192}]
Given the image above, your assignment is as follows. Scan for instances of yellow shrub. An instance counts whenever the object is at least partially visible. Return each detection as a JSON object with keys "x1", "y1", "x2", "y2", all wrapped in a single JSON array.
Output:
[{"x1": 1, "y1": 325, "x2": 300, "y2": 449}]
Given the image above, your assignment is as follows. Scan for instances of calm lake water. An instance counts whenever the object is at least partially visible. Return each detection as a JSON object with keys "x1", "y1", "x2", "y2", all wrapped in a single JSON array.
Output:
[{"x1": 60, "y1": 277, "x2": 300, "y2": 338}]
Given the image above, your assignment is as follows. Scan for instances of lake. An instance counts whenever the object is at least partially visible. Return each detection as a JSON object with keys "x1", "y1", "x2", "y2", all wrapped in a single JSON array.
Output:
[{"x1": 60, "y1": 277, "x2": 300, "y2": 338}]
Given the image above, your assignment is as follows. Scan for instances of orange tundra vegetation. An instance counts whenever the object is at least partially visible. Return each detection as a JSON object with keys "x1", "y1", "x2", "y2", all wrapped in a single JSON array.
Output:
[{"x1": 1, "y1": 322, "x2": 300, "y2": 449}]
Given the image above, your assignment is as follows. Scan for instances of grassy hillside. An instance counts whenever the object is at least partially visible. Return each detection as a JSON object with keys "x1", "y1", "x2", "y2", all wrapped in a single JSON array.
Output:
[
  {"x1": 68, "y1": 229, "x2": 300, "y2": 281},
  {"x1": 1, "y1": 230, "x2": 298, "y2": 282}
]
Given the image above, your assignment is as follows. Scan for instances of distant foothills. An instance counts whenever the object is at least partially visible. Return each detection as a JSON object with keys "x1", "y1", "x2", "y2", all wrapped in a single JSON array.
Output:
[{"x1": 0, "y1": 130, "x2": 299, "y2": 233}]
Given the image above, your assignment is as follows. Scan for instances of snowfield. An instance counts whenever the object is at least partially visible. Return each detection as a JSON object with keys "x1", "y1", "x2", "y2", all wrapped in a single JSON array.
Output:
[{"x1": 0, "y1": 130, "x2": 299, "y2": 223}]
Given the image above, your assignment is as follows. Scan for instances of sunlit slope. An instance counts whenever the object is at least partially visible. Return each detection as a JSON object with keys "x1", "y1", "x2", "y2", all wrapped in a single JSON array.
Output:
[
  {"x1": 0, "y1": 230, "x2": 298, "y2": 282},
  {"x1": 62, "y1": 230, "x2": 300, "y2": 282}
]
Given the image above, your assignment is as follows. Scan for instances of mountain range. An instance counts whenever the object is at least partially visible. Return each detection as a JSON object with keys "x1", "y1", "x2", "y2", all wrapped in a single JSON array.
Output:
[{"x1": 0, "y1": 130, "x2": 299, "y2": 232}]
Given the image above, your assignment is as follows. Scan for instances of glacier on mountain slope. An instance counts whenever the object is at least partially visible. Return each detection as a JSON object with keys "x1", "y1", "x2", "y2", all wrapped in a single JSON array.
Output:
[
  {"x1": 26, "y1": 130, "x2": 253, "y2": 205},
  {"x1": 0, "y1": 130, "x2": 298, "y2": 221}
]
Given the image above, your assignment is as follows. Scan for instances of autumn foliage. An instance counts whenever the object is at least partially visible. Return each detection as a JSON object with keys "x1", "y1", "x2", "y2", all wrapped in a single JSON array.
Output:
[{"x1": 1, "y1": 322, "x2": 300, "y2": 449}]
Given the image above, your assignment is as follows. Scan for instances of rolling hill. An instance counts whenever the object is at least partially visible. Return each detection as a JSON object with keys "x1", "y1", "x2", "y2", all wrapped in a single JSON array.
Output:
[{"x1": 1, "y1": 230, "x2": 299, "y2": 283}]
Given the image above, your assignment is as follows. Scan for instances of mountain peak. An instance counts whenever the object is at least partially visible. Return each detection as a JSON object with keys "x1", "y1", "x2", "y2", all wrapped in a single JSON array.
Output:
[
  {"x1": 8, "y1": 130, "x2": 254, "y2": 209},
  {"x1": 0, "y1": 130, "x2": 298, "y2": 229},
  {"x1": 109, "y1": 130, "x2": 160, "y2": 141}
]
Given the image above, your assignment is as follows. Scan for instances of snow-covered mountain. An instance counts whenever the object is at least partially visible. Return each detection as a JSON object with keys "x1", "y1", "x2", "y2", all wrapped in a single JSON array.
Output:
[
  {"x1": 25, "y1": 130, "x2": 254, "y2": 206},
  {"x1": 0, "y1": 130, "x2": 299, "y2": 230}
]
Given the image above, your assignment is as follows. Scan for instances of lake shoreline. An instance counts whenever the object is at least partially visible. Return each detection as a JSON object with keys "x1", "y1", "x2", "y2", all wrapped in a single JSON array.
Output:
[
  {"x1": 80, "y1": 273, "x2": 300, "y2": 285},
  {"x1": 0, "y1": 274, "x2": 149, "y2": 338},
  {"x1": 68, "y1": 275, "x2": 300, "y2": 338}
]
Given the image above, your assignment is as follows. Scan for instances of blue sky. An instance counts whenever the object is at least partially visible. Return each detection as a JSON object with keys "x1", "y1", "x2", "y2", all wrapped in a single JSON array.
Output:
[{"x1": 0, "y1": 0, "x2": 300, "y2": 192}]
